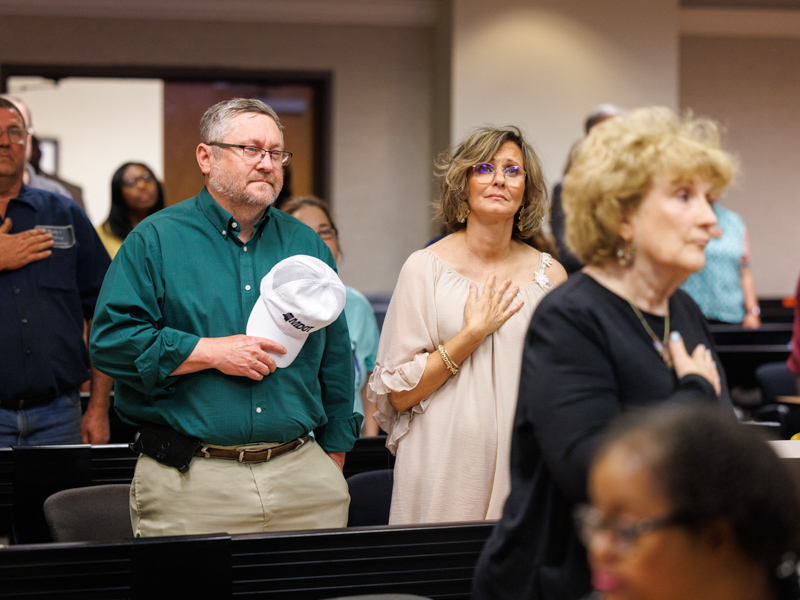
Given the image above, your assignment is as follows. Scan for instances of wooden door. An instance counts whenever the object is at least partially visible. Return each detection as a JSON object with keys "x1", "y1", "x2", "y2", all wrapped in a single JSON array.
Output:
[{"x1": 163, "y1": 82, "x2": 316, "y2": 207}]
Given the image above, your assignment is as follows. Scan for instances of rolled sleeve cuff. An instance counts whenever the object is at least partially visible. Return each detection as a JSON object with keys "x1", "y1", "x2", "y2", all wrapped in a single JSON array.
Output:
[
  {"x1": 314, "y1": 413, "x2": 364, "y2": 452},
  {"x1": 134, "y1": 330, "x2": 201, "y2": 394}
]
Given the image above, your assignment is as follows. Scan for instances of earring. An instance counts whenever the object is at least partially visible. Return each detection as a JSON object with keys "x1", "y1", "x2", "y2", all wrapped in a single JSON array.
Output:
[
  {"x1": 456, "y1": 201, "x2": 470, "y2": 224},
  {"x1": 517, "y1": 203, "x2": 527, "y2": 225},
  {"x1": 616, "y1": 241, "x2": 636, "y2": 267}
]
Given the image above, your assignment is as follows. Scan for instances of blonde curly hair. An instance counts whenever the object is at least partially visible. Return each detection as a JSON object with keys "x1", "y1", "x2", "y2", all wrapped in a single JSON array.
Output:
[
  {"x1": 562, "y1": 107, "x2": 736, "y2": 265},
  {"x1": 435, "y1": 126, "x2": 547, "y2": 240}
]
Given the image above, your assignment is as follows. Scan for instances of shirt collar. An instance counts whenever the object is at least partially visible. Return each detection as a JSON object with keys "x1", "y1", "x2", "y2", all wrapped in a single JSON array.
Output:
[
  {"x1": 10, "y1": 183, "x2": 38, "y2": 210},
  {"x1": 197, "y1": 186, "x2": 272, "y2": 244}
]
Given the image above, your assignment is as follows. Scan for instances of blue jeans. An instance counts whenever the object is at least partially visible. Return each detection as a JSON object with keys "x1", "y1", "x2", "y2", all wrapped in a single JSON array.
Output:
[{"x1": 0, "y1": 390, "x2": 82, "y2": 446}]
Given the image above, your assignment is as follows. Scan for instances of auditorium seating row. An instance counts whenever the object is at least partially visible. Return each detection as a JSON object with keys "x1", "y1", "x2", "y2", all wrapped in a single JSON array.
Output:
[
  {"x1": 0, "y1": 436, "x2": 395, "y2": 544},
  {"x1": 0, "y1": 521, "x2": 492, "y2": 599}
]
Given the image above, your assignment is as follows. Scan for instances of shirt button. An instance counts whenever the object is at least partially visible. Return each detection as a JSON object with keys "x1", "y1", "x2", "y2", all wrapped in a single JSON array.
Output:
[
  {"x1": 232, "y1": 222, "x2": 238, "y2": 229},
  {"x1": 245, "y1": 285, "x2": 251, "y2": 291},
  {"x1": 243, "y1": 246, "x2": 248, "y2": 252},
  {"x1": 25, "y1": 350, "x2": 31, "y2": 355},
  {"x1": 221, "y1": 229, "x2": 226, "y2": 236},
  {"x1": 21, "y1": 318, "x2": 28, "y2": 324},
  {"x1": 256, "y1": 407, "x2": 262, "y2": 414},
  {"x1": 13, "y1": 288, "x2": 20, "y2": 294}
]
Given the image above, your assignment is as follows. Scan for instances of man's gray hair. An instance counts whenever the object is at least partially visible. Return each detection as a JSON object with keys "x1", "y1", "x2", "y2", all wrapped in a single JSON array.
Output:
[{"x1": 200, "y1": 98, "x2": 283, "y2": 149}]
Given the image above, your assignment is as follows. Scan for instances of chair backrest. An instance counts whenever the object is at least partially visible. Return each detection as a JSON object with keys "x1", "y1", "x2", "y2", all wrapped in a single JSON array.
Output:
[
  {"x1": 43, "y1": 484, "x2": 132, "y2": 542},
  {"x1": 756, "y1": 361, "x2": 799, "y2": 404},
  {"x1": 346, "y1": 469, "x2": 393, "y2": 527}
]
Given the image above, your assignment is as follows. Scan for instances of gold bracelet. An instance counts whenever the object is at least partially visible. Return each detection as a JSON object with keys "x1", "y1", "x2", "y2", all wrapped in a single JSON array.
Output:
[
  {"x1": 438, "y1": 344, "x2": 459, "y2": 376},
  {"x1": 443, "y1": 346, "x2": 460, "y2": 371}
]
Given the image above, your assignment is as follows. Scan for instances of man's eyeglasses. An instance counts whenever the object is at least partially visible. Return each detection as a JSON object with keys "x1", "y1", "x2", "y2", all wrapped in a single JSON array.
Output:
[
  {"x1": 0, "y1": 126, "x2": 27, "y2": 145},
  {"x1": 471, "y1": 163, "x2": 525, "y2": 185},
  {"x1": 122, "y1": 172, "x2": 156, "y2": 188},
  {"x1": 208, "y1": 142, "x2": 292, "y2": 166},
  {"x1": 573, "y1": 504, "x2": 688, "y2": 555}
]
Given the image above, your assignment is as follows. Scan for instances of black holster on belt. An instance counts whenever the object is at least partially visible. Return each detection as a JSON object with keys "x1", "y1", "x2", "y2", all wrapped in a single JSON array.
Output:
[{"x1": 131, "y1": 423, "x2": 202, "y2": 474}]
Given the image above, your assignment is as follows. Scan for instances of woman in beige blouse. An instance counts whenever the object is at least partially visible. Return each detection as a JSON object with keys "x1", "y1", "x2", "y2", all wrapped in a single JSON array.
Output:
[{"x1": 368, "y1": 126, "x2": 567, "y2": 525}]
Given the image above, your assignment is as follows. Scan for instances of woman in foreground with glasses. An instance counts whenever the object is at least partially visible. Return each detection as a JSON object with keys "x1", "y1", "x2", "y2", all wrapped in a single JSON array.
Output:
[
  {"x1": 368, "y1": 126, "x2": 566, "y2": 524},
  {"x1": 582, "y1": 404, "x2": 800, "y2": 600},
  {"x1": 474, "y1": 108, "x2": 736, "y2": 600},
  {"x1": 280, "y1": 195, "x2": 381, "y2": 436},
  {"x1": 96, "y1": 162, "x2": 165, "y2": 258}
]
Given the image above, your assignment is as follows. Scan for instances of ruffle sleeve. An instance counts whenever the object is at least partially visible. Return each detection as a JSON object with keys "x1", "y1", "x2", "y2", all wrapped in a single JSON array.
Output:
[{"x1": 367, "y1": 250, "x2": 440, "y2": 454}]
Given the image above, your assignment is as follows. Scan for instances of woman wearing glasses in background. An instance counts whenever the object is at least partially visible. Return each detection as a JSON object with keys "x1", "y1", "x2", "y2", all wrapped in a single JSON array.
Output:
[
  {"x1": 581, "y1": 404, "x2": 800, "y2": 600},
  {"x1": 96, "y1": 162, "x2": 165, "y2": 258},
  {"x1": 280, "y1": 196, "x2": 382, "y2": 437},
  {"x1": 368, "y1": 126, "x2": 567, "y2": 525},
  {"x1": 473, "y1": 108, "x2": 736, "y2": 600}
]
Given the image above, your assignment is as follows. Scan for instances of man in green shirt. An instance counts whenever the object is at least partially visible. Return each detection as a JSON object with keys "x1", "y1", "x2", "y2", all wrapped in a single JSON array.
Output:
[{"x1": 90, "y1": 98, "x2": 362, "y2": 536}]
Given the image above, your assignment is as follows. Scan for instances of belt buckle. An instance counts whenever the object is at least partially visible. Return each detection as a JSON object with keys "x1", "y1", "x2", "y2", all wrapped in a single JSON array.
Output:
[{"x1": 237, "y1": 447, "x2": 273, "y2": 463}]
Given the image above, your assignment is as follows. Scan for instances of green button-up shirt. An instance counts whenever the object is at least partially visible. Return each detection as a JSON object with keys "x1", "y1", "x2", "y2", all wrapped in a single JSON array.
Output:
[{"x1": 90, "y1": 187, "x2": 361, "y2": 451}]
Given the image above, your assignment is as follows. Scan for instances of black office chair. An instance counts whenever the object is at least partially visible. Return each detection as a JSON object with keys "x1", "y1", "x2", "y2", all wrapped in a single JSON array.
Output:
[
  {"x1": 752, "y1": 362, "x2": 800, "y2": 438},
  {"x1": 346, "y1": 469, "x2": 393, "y2": 527},
  {"x1": 756, "y1": 361, "x2": 798, "y2": 403},
  {"x1": 43, "y1": 484, "x2": 132, "y2": 542}
]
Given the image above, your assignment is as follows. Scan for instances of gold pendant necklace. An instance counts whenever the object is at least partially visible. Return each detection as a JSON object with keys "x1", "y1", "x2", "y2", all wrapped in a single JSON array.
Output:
[{"x1": 627, "y1": 300, "x2": 673, "y2": 369}]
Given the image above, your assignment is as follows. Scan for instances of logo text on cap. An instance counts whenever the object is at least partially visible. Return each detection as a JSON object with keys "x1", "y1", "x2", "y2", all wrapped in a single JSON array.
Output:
[{"x1": 282, "y1": 312, "x2": 314, "y2": 333}]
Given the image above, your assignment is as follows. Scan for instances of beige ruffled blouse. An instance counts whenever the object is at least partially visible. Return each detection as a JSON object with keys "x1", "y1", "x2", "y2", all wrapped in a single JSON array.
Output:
[{"x1": 367, "y1": 248, "x2": 555, "y2": 525}]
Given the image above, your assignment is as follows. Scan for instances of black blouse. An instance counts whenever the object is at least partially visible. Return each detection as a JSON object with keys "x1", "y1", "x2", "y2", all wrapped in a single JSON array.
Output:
[{"x1": 473, "y1": 272, "x2": 733, "y2": 600}]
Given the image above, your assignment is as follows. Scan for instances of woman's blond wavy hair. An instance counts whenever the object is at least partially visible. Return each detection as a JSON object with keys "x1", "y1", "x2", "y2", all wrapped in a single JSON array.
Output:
[
  {"x1": 435, "y1": 126, "x2": 547, "y2": 240},
  {"x1": 562, "y1": 107, "x2": 736, "y2": 265}
]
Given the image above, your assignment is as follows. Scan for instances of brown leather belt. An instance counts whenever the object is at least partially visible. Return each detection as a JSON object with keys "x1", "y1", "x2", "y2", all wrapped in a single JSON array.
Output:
[{"x1": 193, "y1": 435, "x2": 311, "y2": 464}]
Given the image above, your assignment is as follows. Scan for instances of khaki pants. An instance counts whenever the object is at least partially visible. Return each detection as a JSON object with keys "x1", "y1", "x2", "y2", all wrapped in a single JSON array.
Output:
[{"x1": 130, "y1": 438, "x2": 350, "y2": 537}]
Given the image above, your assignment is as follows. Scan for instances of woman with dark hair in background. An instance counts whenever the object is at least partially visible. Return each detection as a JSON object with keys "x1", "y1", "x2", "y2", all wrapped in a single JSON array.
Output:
[
  {"x1": 96, "y1": 162, "x2": 164, "y2": 258},
  {"x1": 582, "y1": 404, "x2": 800, "y2": 600},
  {"x1": 368, "y1": 125, "x2": 566, "y2": 525},
  {"x1": 473, "y1": 108, "x2": 736, "y2": 600},
  {"x1": 281, "y1": 195, "x2": 381, "y2": 436}
]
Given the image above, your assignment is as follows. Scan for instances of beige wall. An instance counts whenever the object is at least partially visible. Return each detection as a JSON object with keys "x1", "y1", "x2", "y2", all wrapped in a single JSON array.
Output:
[
  {"x1": 8, "y1": 77, "x2": 164, "y2": 224},
  {"x1": 452, "y1": 0, "x2": 679, "y2": 186},
  {"x1": 2, "y1": 6, "x2": 797, "y2": 297},
  {"x1": 681, "y1": 36, "x2": 800, "y2": 297},
  {"x1": 0, "y1": 16, "x2": 436, "y2": 294}
]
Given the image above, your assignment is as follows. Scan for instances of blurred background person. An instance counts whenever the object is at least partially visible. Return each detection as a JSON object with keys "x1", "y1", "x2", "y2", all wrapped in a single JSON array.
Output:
[
  {"x1": 29, "y1": 135, "x2": 85, "y2": 211},
  {"x1": 788, "y1": 272, "x2": 800, "y2": 393},
  {"x1": 550, "y1": 103, "x2": 627, "y2": 275},
  {"x1": 280, "y1": 195, "x2": 381, "y2": 436},
  {"x1": 97, "y1": 162, "x2": 164, "y2": 259},
  {"x1": 369, "y1": 125, "x2": 566, "y2": 525},
  {"x1": 681, "y1": 202, "x2": 761, "y2": 329},
  {"x1": 582, "y1": 404, "x2": 800, "y2": 600},
  {"x1": 473, "y1": 107, "x2": 735, "y2": 600}
]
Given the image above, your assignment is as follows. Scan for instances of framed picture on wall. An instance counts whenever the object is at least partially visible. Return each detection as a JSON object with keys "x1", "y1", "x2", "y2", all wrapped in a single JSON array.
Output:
[{"x1": 36, "y1": 137, "x2": 59, "y2": 176}]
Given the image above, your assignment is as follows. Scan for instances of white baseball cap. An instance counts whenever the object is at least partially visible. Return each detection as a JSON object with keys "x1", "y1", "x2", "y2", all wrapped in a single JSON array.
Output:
[{"x1": 246, "y1": 255, "x2": 346, "y2": 368}]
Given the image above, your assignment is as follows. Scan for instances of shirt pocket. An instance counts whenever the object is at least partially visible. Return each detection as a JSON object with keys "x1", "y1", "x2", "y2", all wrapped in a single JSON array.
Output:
[{"x1": 37, "y1": 245, "x2": 78, "y2": 292}]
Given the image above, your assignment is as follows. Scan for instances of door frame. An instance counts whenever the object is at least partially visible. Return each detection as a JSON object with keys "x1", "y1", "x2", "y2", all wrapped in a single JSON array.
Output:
[{"x1": 0, "y1": 63, "x2": 333, "y2": 202}]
